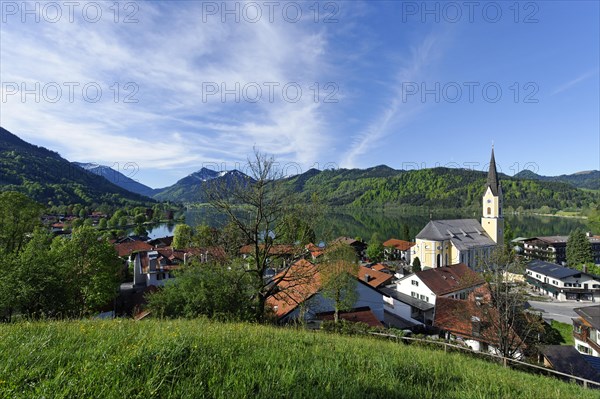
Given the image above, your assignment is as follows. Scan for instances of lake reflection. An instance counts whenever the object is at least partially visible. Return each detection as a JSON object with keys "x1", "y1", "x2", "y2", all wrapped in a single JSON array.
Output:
[{"x1": 169, "y1": 207, "x2": 590, "y2": 242}]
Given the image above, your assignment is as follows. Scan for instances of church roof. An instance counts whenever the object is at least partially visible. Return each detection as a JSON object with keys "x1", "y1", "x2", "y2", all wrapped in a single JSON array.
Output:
[
  {"x1": 416, "y1": 219, "x2": 496, "y2": 250},
  {"x1": 486, "y1": 148, "x2": 501, "y2": 196}
]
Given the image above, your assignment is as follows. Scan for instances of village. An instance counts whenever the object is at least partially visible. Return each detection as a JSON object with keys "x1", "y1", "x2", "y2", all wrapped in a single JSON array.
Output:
[{"x1": 90, "y1": 150, "x2": 600, "y2": 386}]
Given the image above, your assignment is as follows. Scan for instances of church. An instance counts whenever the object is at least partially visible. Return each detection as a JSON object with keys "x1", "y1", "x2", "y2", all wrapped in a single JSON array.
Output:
[{"x1": 411, "y1": 148, "x2": 504, "y2": 270}]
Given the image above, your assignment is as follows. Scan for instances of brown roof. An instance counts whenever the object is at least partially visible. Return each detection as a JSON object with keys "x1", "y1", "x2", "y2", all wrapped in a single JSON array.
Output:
[
  {"x1": 317, "y1": 307, "x2": 383, "y2": 328},
  {"x1": 415, "y1": 263, "x2": 485, "y2": 295},
  {"x1": 371, "y1": 263, "x2": 391, "y2": 272},
  {"x1": 115, "y1": 241, "x2": 153, "y2": 257},
  {"x1": 357, "y1": 266, "x2": 393, "y2": 288},
  {"x1": 434, "y1": 296, "x2": 520, "y2": 347},
  {"x1": 267, "y1": 259, "x2": 321, "y2": 318},
  {"x1": 383, "y1": 239, "x2": 415, "y2": 251}
]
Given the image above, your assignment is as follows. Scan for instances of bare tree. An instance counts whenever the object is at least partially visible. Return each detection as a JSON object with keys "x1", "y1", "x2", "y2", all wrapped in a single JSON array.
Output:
[
  {"x1": 478, "y1": 248, "x2": 545, "y2": 359},
  {"x1": 207, "y1": 149, "x2": 322, "y2": 322},
  {"x1": 319, "y1": 243, "x2": 359, "y2": 323}
]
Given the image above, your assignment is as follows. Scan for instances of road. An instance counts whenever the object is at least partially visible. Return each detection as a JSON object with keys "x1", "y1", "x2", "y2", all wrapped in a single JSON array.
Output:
[{"x1": 526, "y1": 300, "x2": 592, "y2": 324}]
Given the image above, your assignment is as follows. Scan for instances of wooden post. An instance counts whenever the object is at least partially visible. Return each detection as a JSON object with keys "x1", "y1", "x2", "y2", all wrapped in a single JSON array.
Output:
[{"x1": 503, "y1": 357, "x2": 507, "y2": 368}]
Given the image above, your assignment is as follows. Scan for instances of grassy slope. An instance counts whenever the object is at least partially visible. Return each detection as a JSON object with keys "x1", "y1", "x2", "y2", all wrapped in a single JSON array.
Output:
[
  {"x1": 552, "y1": 320, "x2": 576, "y2": 346},
  {"x1": 0, "y1": 319, "x2": 595, "y2": 399}
]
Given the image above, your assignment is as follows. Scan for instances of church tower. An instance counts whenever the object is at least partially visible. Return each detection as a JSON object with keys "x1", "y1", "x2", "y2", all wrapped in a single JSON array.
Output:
[{"x1": 481, "y1": 147, "x2": 504, "y2": 248}]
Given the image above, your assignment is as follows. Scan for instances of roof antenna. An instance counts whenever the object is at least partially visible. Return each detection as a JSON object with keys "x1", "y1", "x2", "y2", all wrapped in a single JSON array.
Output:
[{"x1": 492, "y1": 140, "x2": 494, "y2": 149}]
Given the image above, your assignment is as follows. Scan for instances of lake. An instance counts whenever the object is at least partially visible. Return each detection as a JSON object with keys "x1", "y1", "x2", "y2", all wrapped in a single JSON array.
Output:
[{"x1": 146, "y1": 208, "x2": 590, "y2": 242}]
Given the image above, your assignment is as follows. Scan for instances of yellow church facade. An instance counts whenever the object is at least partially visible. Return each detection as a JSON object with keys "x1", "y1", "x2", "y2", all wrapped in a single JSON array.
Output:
[{"x1": 411, "y1": 148, "x2": 503, "y2": 270}]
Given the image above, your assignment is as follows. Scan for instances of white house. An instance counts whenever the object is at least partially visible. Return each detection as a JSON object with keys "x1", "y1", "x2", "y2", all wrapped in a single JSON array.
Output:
[
  {"x1": 573, "y1": 305, "x2": 600, "y2": 357},
  {"x1": 525, "y1": 260, "x2": 600, "y2": 301},
  {"x1": 383, "y1": 263, "x2": 485, "y2": 325}
]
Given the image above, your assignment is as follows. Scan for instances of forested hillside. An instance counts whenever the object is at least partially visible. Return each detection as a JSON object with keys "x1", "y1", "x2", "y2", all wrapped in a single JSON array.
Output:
[
  {"x1": 281, "y1": 167, "x2": 597, "y2": 211},
  {"x1": 0, "y1": 127, "x2": 151, "y2": 206}
]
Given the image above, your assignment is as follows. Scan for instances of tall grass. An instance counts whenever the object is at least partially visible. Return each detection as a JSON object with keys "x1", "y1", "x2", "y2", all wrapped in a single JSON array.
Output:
[{"x1": 0, "y1": 319, "x2": 595, "y2": 398}]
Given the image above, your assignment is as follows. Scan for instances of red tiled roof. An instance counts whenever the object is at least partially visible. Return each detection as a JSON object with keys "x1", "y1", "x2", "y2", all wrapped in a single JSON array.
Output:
[
  {"x1": 383, "y1": 238, "x2": 415, "y2": 251},
  {"x1": 267, "y1": 259, "x2": 321, "y2": 318},
  {"x1": 317, "y1": 307, "x2": 383, "y2": 328},
  {"x1": 415, "y1": 263, "x2": 485, "y2": 295},
  {"x1": 357, "y1": 266, "x2": 393, "y2": 288},
  {"x1": 115, "y1": 241, "x2": 153, "y2": 257},
  {"x1": 306, "y1": 243, "x2": 324, "y2": 258}
]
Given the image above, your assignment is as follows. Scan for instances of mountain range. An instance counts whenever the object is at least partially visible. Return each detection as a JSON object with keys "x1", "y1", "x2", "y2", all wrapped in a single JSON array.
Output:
[
  {"x1": 514, "y1": 169, "x2": 600, "y2": 190},
  {"x1": 0, "y1": 127, "x2": 151, "y2": 206},
  {"x1": 1, "y1": 127, "x2": 598, "y2": 210}
]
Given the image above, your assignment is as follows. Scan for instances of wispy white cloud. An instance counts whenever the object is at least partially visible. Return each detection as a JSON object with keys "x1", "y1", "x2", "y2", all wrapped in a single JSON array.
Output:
[
  {"x1": 0, "y1": 0, "x2": 341, "y2": 186},
  {"x1": 551, "y1": 68, "x2": 599, "y2": 96},
  {"x1": 341, "y1": 33, "x2": 446, "y2": 168}
]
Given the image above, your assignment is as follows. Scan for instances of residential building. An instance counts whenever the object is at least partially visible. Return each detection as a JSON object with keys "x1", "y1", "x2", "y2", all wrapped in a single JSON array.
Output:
[
  {"x1": 411, "y1": 148, "x2": 502, "y2": 269},
  {"x1": 315, "y1": 307, "x2": 384, "y2": 328},
  {"x1": 132, "y1": 250, "x2": 180, "y2": 287},
  {"x1": 330, "y1": 237, "x2": 367, "y2": 259},
  {"x1": 523, "y1": 234, "x2": 600, "y2": 265},
  {"x1": 383, "y1": 263, "x2": 485, "y2": 325},
  {"x1": 573, "y1": 305, "x2": 600, "y2": 357},
  {"x1": 525, "y1": 260, "x2": 600, "y2": 301},
  {"x1": 434, "y1": 291, "x2": 524, "y2": 359},
  {"x1": 540, "y1": 345, "x2": 600, "y2": 385},
  {"x1": 383, "y1": 238, "x2": 415, "y2": 263},
  {"x1": 266, "y1": 260, "x2": 385, "y2": 324}
]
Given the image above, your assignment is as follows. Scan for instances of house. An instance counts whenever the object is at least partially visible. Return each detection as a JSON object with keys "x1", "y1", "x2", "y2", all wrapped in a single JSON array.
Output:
[
  {"x1": 523, "y1": 234, "x2": 600, "y2": 265},
  {"x1": 305, "y1": 243, "x2": 324, "y2": 260},
  {"x1": 573, "y1": 305, "x2": 600, "y2": 357},
  {"x1": 383, "y1": 238, "x2": 415, "y2": 263},
  {"x1": 411, "y1": 148, "x2": 502, "y2": 270},
  {"x1": 330, "y1": 237, "x2": 367, "y2": 259},
  {"x1": 357, "y1": 266, "x2": 393, "y2": 289},
  {"x1": 240, "y1": 244, "x2": 300, "y2": 268},
  {"x1": 115, "y1": 241, "x2": 154, "y2": 258},
  {"x1": 266, "y1": 259, "x2": 385, "y2": 325},
  {"x1": 132, "y1": 250, "x2": 181, "y2": 287},
  {"x1": 383, "y1": 263, "x2": 485, "y2": 326},
  {"x1": 525, "y1": 260, "x2": 600, "y2": 301},
  {"x1": 434, "y1": 292, "x2": 524, "y2": 359},
  {"x1": 540, "y1": 345, "x2": 600, "y2": 385}
]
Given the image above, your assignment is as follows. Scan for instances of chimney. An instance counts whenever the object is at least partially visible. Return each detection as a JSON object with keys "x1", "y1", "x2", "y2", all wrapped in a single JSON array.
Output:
[
  {"x1": 363, "y1": 274, "x2": 371, "y2": 282},
  {"x1": 583, "y1": 264, "x2": 588, "y2": 273}
]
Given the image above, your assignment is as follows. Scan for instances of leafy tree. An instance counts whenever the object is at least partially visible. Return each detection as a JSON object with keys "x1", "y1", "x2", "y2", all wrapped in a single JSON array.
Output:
[
  {"x1": 98, "y1": 218, "x2": 107, "y2": 229},
  {"x1": 320, "y1": 244, "x2": 359, "y2": 323},
  {"x1": 0, "y1": 191, "x2": 42, "y2": 254},
  {"x1": 173, "y1": 224, "x2": 194, "y2": 249},
  {"x1": 134, "y1": 214, "x2": 146, "y2": 225},
  {"x1": 401, "y1": 223, "x2": 411, "y2": 241},
  {"x1": 566, "y1": 229, "x2": 593, "y2": 267},
  {"x1": 51, "y1": 227, "x2": 123, "y2": 316},
  {"x1": 11, "y1": 228, "x2": 67, "y2": 318},
  {"x1": 412, "y1": 256, "x2": 421, "y2": 272},
  {"x1": 133, "y1": 224, "x2": 148, "y2": 237},
  {"x1": 366, "y1": 233, "x2": 384, "y2": 262},
  {"x1": 146, "y1": 260, "x2": 255, "y2": 321},
  {"x1": 279, "y1": 214, "x2": 316, "y2": 245},
  {"x1": 193, "y1": 224, "x2": 218, "y2": 248}
]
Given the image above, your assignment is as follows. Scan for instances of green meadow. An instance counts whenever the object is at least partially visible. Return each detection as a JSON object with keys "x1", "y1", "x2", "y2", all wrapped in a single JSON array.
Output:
[{"x1": 1, "y1": 319, "x2": 596, "y2": 399}]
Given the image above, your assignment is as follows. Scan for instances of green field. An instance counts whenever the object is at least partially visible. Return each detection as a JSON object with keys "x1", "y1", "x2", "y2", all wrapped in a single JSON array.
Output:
[
  {"x1": 552, "y1": 320, "x2": 576, "y2": 346},
  {"x1": 0, "y1": 319, "x2": 596, "y2": 399}
]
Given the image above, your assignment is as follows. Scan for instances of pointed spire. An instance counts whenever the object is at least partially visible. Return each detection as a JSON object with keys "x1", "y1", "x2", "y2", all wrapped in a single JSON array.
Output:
[{"x1": 487, "y1": 147, "x2": 500, "y2": 195}]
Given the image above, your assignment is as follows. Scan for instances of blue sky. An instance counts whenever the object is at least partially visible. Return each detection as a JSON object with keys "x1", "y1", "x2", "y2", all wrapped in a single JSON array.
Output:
[{"x1": 1, "y1": 1, "x2": 598, "y2": 188}]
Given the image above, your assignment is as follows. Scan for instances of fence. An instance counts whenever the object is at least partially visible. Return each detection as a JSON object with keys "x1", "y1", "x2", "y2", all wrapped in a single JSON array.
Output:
[{"x1": 368, "y1": 332, "x2": 600, "y2": 389}]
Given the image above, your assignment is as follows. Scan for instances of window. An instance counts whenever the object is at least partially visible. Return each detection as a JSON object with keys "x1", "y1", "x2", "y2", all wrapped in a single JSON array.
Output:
[
  {"x1": 419, "y1": 294, "x2": 429, "y2": 302},
  {"x1": 565, "y1": 283, "x2": 572, "y2": 287},
  {"x1": 594, "y1": 285, "x2": 600, "y2": 289},
  {"x1": 552, "y1": 280, "x2": 558, "y2": 285},
  {"x1": 411, "y1": 292, "x2": 418, "y2": 298},
  {"x1": 411, "y1": 280, "x2": 419, "y2": 286},
  {"x1": 574, "y1": 324, "x2": 582, "y2": 334},
  {"x1": 577, "y1": 344, "x2": 592, "y2": 355},
  {"x1": 487, "y1": 207, "x2": 491, "y2": 215}
]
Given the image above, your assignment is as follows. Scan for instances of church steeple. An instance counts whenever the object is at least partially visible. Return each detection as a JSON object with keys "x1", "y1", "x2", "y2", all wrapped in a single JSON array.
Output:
[
  {"x1": 486, "y1": 147, "x2": 500, "y2": 196},
  {"x1": 482, "y1": 146, "x2": 504, "y2": 247}
]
